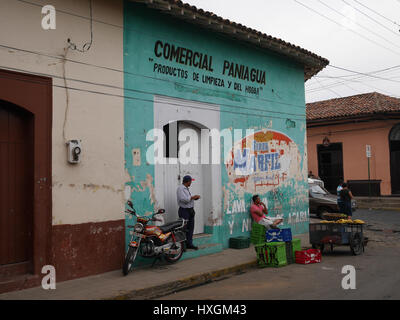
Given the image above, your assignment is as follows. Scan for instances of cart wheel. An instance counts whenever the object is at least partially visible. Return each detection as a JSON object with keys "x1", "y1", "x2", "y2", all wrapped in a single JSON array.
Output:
[{"x1": 350, "y1": 233, "x2": 364, "y2": 256}]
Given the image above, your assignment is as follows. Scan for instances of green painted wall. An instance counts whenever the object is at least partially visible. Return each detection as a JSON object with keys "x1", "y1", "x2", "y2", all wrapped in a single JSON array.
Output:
[{"x1": 123, "y1": 2, "x2": 309, "y2": 261}]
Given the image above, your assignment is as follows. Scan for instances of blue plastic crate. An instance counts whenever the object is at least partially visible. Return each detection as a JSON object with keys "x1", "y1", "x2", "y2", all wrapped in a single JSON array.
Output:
[{"x1": 266, "y1": 228, "x2": 292, "y2": 242}]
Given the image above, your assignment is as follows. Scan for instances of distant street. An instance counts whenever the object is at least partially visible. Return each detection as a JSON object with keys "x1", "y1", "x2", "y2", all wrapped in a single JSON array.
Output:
[{"x1": 157, "y1": 209, "x2": 400, "y2": 300}]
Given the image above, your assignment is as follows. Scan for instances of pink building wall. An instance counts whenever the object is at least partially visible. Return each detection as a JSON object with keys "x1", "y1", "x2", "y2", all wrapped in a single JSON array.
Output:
[{"x1": 307, "y1": 120, "x2": 399, "y2": 195}]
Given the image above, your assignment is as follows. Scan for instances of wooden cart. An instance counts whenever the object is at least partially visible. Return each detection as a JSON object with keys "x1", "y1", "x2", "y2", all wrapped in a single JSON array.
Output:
[{"x1": 309, "y1": 223, "x2": 366, "y2": 255}]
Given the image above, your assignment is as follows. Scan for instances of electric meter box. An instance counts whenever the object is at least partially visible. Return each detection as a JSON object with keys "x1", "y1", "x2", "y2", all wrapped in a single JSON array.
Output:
[{"x1": 67, "y1": 140, "x2": 82, "y2": 164}]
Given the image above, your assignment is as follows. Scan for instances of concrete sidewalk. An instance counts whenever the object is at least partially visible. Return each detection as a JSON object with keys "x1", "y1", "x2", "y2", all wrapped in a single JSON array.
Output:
[
  {"x1": 0, "y1": 246, "x2": 258, "y2": 300},
  {"x1": 355, "y1": 196, "x2": 400, "y2": 211}
]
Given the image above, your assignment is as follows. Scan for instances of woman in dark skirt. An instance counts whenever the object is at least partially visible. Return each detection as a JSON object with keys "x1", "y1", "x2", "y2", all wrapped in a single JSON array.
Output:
[{"x1": 340, "y1": 183, "x2": 354, "y2": 219}]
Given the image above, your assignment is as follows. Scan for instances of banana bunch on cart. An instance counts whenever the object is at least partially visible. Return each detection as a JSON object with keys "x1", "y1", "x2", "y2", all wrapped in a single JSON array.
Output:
[
  {"x1": 321, "y1": 213, "x2": 365, "y2": 224},
  {"x1": 320, "y1": 219, "x2": 365, "y2": 224},
  {"x1": 322, "y1": 213, "x2": 347, "y2": 221}
]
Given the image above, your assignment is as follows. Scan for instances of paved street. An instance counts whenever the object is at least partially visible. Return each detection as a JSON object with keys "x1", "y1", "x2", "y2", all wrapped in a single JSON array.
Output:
[{"x1": 157, "y1": 209, "x2": 400, "y2": 300}]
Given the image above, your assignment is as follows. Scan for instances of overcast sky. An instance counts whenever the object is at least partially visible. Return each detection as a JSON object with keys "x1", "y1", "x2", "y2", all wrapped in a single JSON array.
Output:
[{"x1": 183, "y1": 0, "x2": 400, "y2": 103}]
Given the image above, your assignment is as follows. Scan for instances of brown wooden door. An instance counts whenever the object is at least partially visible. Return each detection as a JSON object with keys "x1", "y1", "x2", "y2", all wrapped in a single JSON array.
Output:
[
  {"x1": 390, "y1": 124, "x2": 400, "y2": 195},
  {"x1": 317, "y1": 143, "x2": 344, "y2": 194},
  {"x1": 0, "y1": 101, "x2": 33, "y2": 266}
]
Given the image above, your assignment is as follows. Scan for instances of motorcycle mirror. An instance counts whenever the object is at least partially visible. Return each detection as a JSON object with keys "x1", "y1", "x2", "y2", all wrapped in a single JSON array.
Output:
[
  {"x1": 127, "y1": 200, "x2": 134, "y2": 209},
  {"x1": 157, "y1": 209, "x2": 165, "y2": 214},
  {"x1": 125, "y1": 209, "x2": 137, "y2": 217}
]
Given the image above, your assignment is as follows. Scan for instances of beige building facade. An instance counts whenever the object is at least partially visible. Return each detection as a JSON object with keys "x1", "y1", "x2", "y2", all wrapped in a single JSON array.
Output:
[{"x1": 0, "y1": 0, "x2": 125, "y2": 292}]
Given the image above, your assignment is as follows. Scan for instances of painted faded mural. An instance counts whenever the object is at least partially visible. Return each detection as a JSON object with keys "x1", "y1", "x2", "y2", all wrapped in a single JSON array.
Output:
[
  {"x1": 123, "y1": 1, "x2": 309, "y2": 258},
  {"x1": 222, "y1": 129, "x2": 309, "y2": 242}
]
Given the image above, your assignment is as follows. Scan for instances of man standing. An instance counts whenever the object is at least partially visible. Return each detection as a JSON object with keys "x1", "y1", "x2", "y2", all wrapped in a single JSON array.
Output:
[
  {"x1": 177, "y1": 175, "x2": 200, "y2": 250},
  {"x1": 250, "y1": 195, "x2": 283, "y2": 229}
]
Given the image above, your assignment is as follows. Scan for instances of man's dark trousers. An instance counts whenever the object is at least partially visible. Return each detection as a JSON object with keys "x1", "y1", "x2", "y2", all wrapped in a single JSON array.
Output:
[
  {"x1": 343, "y1": 201, "x2": 352, "y2": 216},
  {"x1": 338, "y1": 200, "x2": 345, "y2": 213},
  {"x1": 178, "y1": 207, "x2": 195, "y2": 247}
]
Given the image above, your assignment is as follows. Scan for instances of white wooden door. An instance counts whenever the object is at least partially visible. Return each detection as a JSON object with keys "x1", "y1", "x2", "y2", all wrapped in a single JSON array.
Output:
[
  {"x1": 154, "y1": 95, "x2": 221, "y2": 234},
  {"x1": 178, "y1": 122, "x2": 204, "y2": 234},
  {"x1": 162, "y1": 164, "x2": 180, "y2": 223}
]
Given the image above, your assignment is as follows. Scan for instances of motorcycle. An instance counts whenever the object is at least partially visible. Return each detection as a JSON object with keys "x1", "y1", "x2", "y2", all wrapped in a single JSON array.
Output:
[{"x1": 123, "y1": 200, "x2": 187, "y2": 276}]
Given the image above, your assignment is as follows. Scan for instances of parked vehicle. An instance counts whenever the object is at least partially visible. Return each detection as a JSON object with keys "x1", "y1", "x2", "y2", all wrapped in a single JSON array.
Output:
[
  {"x1": 123, "y1": 200, "x2": 187, "y2": 275},
  {"x1": 308, "y1": 179, "x2": 357, "y2": 218},
  {"x1": 308, "y1": 177, "x2": 324, "y2": 188}
]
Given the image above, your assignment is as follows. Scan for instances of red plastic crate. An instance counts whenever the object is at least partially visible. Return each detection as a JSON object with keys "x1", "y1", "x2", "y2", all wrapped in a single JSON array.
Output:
[{"x1": 295, "y1": 249, "x2": 321, "y2": 264}]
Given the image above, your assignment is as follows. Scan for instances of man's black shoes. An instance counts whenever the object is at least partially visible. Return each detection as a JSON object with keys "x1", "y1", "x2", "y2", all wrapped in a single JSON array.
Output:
[{"x1": 184, "y1": 242, "x2": 199, "y2": 250}]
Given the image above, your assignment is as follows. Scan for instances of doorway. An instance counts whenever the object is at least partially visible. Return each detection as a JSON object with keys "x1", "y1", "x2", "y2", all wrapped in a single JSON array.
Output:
[
  {"x1": 0, "y1": 69, "x2": 52, "y2": 280},
  {"x1": 163, "y1": 120, "x2": 206, "y2": 234},
  {"x1": 154, "y1": 95, "x2": 221, "y2": 236},
  {"x1": 390, "y1": 124, "x2": 400, "y2": 195},
  {"x1": 317, "y1": 142, "x2": 344, "y2": 193},
  {"x1": 0, "y1": 101, "x2": 34, "y2": 272}
]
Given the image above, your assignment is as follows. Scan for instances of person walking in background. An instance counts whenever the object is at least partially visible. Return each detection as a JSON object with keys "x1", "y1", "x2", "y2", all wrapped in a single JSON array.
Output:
[
  {"x1": 337, "y1": 180, "x2": 345, "y2": 213},
  {"x1": 340, "y1": 183, "x2": 354, "y2": 219},
  {"x1": 308, "y1": 171, "x2": 321, "y2": 180},
  {"x1": 176, "y1": 175, "x2": 200, "y2": 250}
]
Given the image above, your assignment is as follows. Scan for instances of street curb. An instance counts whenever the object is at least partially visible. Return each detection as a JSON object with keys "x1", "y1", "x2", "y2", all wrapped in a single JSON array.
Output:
[{"x1": 105, "y1": 260, "x2": 258, "y2": 300}]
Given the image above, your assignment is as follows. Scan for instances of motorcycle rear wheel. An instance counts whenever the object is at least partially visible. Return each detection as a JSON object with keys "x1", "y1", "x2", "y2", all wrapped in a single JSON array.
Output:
[
  {"x1": 123, "y1": 246, "x2": 138, "y2": 276},
  {"x1": 164, "y1": 241, "x2": 184, "y2": 263}
]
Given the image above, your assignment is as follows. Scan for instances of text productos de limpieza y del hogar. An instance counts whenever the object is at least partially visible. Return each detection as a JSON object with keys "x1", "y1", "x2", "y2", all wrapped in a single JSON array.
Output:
[{"x1": 153, "y1": 40, "x2": 266, "y2": 94}]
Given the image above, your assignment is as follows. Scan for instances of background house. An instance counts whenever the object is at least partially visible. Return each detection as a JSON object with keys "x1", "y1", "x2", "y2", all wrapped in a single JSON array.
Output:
[{"x1": 306, "y1": 92, "x2": 400, "y2": 196}]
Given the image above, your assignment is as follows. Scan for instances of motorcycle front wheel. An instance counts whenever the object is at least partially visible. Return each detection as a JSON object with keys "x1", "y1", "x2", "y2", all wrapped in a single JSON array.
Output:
[
  {"x1": 123, "y1": 246, "x2": 138, "y2": 276},
  {"x1": 164, "y1": 241, "x2": 184, "y2": 263}
]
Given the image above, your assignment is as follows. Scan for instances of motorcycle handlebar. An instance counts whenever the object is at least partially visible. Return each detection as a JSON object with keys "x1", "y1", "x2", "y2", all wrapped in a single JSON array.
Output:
[
  {"x1": 125, "y1": 209, "x2": 161, "y2": 218},
  {"x1": 124, "y1": 214, "x2": 162, "y2": 223}
]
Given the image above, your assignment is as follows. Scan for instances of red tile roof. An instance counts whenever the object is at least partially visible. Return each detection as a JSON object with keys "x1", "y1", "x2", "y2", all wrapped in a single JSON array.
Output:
[
  {"x1": 306, "y1": 92, "x2": 400, "y2": 121},
  {"x1": 132, "y1": 0, "x2": 329, "y2": 80}
]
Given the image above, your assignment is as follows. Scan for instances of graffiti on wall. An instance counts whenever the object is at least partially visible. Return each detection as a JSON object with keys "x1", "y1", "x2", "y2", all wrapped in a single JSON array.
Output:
[
  {"x1": 226, "y1": 129, "x2": 301, "y2": 190},
  {"x1": 223, "y1": 129, "x2": 308, "y2": 236},
  {"x1": 224, "y1": 196, "x2": 309, "y2": 236},
  {"x1": 225, "y1": 197, "x2": 269, "y2": 236}
]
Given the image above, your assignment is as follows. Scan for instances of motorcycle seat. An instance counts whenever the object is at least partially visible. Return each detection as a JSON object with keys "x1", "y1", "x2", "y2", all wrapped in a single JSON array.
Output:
[{"x1": 159, "y1": 219, "x2": 184, "y2": 233}]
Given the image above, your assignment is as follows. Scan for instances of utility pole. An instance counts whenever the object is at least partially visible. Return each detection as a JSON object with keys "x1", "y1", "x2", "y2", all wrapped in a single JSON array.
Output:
[{"x1": 366, "y1": 145, "x2": 372, "y2": 210}]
